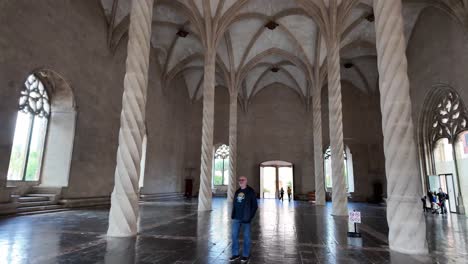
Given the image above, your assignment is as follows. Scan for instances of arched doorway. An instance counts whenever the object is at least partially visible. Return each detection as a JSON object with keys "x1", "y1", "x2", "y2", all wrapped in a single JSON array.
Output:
[
  {"x1": 420, "y1": 86, "x2": 468, "y2": 214},
  {"x1": 259, "y1": 161, "x2": 293, "y2": 200}
]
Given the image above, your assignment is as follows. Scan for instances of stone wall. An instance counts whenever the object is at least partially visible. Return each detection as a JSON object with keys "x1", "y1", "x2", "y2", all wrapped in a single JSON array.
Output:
[
  {"x1": 237, "y1": 85, "x2": 313, "y2": 196},
  {"x1": 141, "y1": 62, "x2": 191, "y2": 195},
  {"x1": 0, "y1": 0, "x2": 189, "y2": 199},
  {"x1": 407, "y1": 7, "x2": 468, "y2": 207},
  {"x1": 408, "y1": 7, "x2": 468, "y2": 120},
  {"x1": 322, "y1": 81, "x2": 386, "y2": 202}
]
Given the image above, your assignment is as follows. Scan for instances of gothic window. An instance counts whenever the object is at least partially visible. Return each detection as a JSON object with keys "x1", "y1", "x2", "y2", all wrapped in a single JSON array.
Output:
[
  {"x1": 213, "y1": 144, "x2": 230, "y2": 186},
  {"x1": 7, "y1": 74, "x2": 50, "y2": 181},
  {"x1": 430, "y1": 91, "x2": 468, "y2": 144},
  {"x1": 324, "y1": 146, "x2": 354, "y2": 192}
]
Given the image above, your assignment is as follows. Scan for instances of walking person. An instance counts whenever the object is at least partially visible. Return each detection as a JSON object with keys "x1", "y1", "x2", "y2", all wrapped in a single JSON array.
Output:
[
  {"x1": 287, "y1": 186, "x2": 292, "y2": 201},
  {"x1": 230, "y1": 176, "x2": 258, "y2": 263},
  {"x1": 279, "y1": 187, "x2": 284, "y2": 202},
  {"x1": 427, "y1": 189, "x2": 434, "y2": 211},
  {"x1": 421, "y1": 195, "x2": 427, "y2": 212}
]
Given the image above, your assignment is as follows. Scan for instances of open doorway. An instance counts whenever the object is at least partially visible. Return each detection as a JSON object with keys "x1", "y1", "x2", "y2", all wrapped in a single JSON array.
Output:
[{"x1": 259, "y1": 161, "x2": 294, "y2": 200}]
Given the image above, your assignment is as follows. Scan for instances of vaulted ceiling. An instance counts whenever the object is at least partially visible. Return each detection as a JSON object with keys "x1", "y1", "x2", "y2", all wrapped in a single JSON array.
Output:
[{"x1": 100, "y1": 0, "x2": 468, "y2": 108}]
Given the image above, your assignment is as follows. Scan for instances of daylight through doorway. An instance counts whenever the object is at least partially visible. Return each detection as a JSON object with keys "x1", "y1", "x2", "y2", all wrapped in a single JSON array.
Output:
[{"x1": 260, "y1": 161, "x2": 294, "y2": 200}]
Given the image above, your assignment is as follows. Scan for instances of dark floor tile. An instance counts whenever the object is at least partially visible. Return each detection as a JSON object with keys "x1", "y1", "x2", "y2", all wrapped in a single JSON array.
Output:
[{"x1": 1, "y1": 199, "x2": 467, "y2": 264}]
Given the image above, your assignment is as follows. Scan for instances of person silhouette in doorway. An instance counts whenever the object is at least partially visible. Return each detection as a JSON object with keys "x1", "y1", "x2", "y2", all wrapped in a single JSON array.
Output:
[
  {"x1": 279, "y1": 187, "x2": 284, "y2": 202},
  {"x1": 287, "y1": 186, "x2": 292, "y2": 201}
]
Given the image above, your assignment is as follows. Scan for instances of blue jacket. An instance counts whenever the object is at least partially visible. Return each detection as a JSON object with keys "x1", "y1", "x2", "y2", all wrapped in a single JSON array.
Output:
[{"x1": 231, "y1": 186, "x2": 258, "y2": 223}]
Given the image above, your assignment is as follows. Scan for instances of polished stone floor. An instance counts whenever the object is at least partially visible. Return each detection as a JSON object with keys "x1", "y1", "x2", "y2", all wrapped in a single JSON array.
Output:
[{"x1": 0, "y1": 198, "x2": 467, "y2": 264}]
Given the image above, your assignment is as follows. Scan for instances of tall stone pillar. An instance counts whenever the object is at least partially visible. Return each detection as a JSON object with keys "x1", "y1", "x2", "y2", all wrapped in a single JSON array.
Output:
[
  {"x1": 107, "y1": 0, "x2": 154, "y2": 237},
  {"x1": 327, "y1": 38, "x2": 347, "y2": 216},
  {"x1": 227, "y1": 92, "x2": 238, "y2": 202},
  {"x1": 198, "y1": 50, "x2": 216, "y2": 211},
  {"x1": 373, "y1": 0, "x2": 428, "y2": 254},
  {"x1": 312, "y1": 86, "x2": 325, "y2": 205}
]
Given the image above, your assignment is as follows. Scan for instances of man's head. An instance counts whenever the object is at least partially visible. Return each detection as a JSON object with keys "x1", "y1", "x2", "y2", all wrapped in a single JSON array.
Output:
[
  {"x1": 439, "y1": 188, "x2": 443, "y2": 192},
  {"x1": 238, "y1": 176, "x2": 247, "y2": 189}
]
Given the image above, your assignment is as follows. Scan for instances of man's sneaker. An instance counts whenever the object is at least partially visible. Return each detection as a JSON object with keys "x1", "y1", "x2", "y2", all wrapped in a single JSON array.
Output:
[
  {"x1": 229, "y1": 255, "x2": 240, "y2": 262},
  {"x1": 240, "y1": 256, "x2": 249, "y2": 263}
]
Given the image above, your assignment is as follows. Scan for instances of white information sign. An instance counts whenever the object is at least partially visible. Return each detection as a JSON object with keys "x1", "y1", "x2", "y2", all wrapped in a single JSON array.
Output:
[{"x1": 349, "y1": 211, "x2": 361, "y2": 224}]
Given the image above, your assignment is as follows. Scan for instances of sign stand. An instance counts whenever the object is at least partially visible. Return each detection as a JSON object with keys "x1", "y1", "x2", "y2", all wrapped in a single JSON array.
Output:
[{"x1": 347, "y1": 210, "x2": 362, "y2": 238}]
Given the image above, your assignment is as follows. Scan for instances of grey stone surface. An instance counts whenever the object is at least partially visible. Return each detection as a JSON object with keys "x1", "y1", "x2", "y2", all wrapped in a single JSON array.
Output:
[
  {"x1": 322, "y1": 82, "x2": 386, "y2": 202},
  {"x1": 0, "y1": 198, "x2": 466, "y2": 263}
]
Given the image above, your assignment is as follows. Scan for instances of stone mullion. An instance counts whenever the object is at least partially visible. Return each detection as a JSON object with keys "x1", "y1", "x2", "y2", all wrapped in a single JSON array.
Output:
[
  {"x1": 107, "y1": 0, "x2": 154, "y2": 237},
  {"x1": 374, "y1": 0, "x2": 428, "y2": 254}
]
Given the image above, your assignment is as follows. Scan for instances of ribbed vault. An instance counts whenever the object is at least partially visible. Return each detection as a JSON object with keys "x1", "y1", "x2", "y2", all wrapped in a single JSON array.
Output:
[{"x1": 99, "y1": 0, "x2": 461, "y2": 108}]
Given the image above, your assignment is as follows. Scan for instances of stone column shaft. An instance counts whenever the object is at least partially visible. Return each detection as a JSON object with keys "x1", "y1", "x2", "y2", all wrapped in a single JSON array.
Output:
[
  {"x1": 313, "y1": 86, "x2": 326, "y2": 205},
  {"x1": 108, "y1": 0, "x2": 154, "y2": 237},
  {"x1": 327, "y1": 38, "x2": 347, "y2": 216},
  {"x1": 374, "y1": 0, "x2": 428, "y2": 254},
  {"x1": 198, "y1": 50, "x2": 216, "y2": 211},
  {"x1": 227, "y1": 92, "x2": 238, "y2": 202}
]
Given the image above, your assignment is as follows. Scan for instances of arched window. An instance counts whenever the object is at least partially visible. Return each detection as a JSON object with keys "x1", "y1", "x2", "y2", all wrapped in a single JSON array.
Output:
[
  {"x1": 430, "y1": 91, "x2": 467, "y2": 144},
  {"x1": 213, "y1": 144, "x2": 229, "y2": 186},
  {"x1": 324, "y1": 146, "x2": 355, "y2": 193},
  {"x1": 423, "y1": 88, "x2": 468, "y2": 213},
  {"x1": 7, "y1": 74, "x2": 50, "y2": 181}
]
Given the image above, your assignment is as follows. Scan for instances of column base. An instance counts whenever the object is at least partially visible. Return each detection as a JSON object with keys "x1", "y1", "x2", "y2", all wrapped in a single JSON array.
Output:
[
  {"x1": 0, "y1": 187, "x2": 13, "y2": 203},
  {"x1": 457, "y1": 197, "x2": 465, "y2": 215},
  {"x1": 0, "y1": 202, "x2": 17, "y2": 215},
  {"x1": 389, "y1": 245, "x2": 429, "y2": 255}
]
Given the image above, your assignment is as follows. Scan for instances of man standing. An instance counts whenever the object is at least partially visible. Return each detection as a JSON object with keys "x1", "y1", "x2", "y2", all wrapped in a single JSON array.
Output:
[{"x1": 230, "y1": 176, "x2": 258, "y2": 263}]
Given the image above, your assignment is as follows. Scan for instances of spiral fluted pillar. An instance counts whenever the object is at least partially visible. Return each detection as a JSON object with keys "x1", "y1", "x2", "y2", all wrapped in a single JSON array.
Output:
[
  {"x1": 227, "y1": 92, "x2": 238, "y2": 202},
  {"x1": 198, "y1": 51, "x2": 216, "y2": 211},
  {"x1": 327, "y1": 39, "x2": 347, "y2": 216},
  {"x1": 107, "y1": 0, "x2": 154, "y2": 237},
  {"x1": 312, "y1": 86, "x2": 325, "y2": 205},
  {"x1": 374, "y1": 0, "x2": 428, "y2": 254}
]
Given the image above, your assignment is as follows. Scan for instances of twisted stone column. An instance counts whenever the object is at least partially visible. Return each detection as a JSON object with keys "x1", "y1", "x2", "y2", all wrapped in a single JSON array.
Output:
[
  {"x1": 227, "y1": 92, "x2": 238, "y2": 202},
  {"x1": 327, "y1": 38, "x2": 347, "y2": 216},
  {"x1": 374, "y1": 0, "x2": 428, "y2": 254},
  {"x1": 107, "y1": 0, "x2": 154, "y2": 237},
  {"x1": 312, "y1": 86, "x2": 325, "y2": 205},
  {"x1": 198, "y1": 51, "x2": 216, "y2": 211}
]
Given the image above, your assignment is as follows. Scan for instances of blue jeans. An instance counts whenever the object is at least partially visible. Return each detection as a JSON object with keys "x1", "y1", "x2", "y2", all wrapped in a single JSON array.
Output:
[{"x1": 231, "y1": 219, "x2": 251, "y2": 257}]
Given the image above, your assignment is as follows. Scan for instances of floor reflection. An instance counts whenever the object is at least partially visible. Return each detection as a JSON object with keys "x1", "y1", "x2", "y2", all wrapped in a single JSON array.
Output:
[
  {"x1": 104, "y1": 237, "x2": 136, "y2": 264},
  {"x1": 0, "y1": 198, "x2": 467, "y2": 263}
]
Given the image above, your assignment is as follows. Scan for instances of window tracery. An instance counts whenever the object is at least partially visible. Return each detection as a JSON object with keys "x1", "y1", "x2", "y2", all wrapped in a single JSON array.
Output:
[{"x1": 430, "y1": 91, "x2": 468, "y2": 144}]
